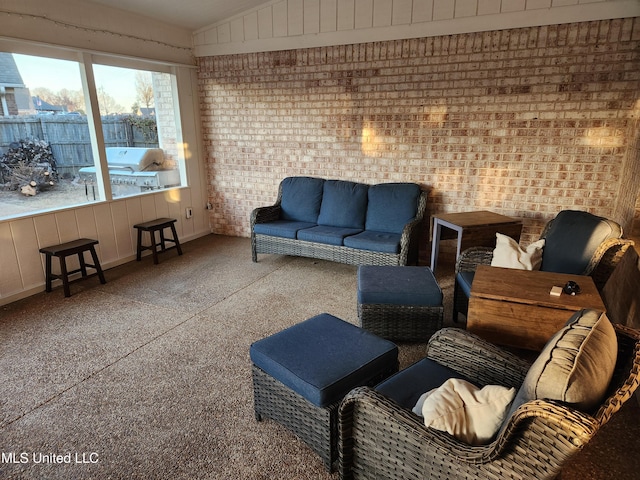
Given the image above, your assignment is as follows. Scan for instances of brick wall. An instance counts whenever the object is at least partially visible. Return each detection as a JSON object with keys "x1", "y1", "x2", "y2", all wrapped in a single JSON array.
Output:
[{"x1": 198, "y1": 18, "x2": 640, "y2": 251}]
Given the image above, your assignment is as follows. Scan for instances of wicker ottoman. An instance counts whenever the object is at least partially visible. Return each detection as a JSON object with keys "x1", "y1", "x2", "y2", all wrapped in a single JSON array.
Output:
[
  {"x1": 249, "y1": 313, "x2": 398, "y2": 471},
  {"x1": 357, "y1": 265, "x2": 444, "y2": 342}
]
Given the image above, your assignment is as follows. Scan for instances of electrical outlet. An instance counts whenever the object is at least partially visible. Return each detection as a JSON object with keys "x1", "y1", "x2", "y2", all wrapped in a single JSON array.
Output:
[
  {"x1": 206, "y1": 202, "x2": 213, "y2": 210},
  {"x1": 185, "y1": 207, "x2": 193, "y2": 219}
]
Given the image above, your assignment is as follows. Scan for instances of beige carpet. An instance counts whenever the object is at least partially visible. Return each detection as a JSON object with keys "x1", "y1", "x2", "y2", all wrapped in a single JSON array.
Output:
[{"x1": 0, "y1": 234, "x2": 638, "y2": 479}]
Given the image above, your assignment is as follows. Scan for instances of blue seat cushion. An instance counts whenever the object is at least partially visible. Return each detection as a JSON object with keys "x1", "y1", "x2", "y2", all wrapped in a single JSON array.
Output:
[
  {"x1": 317, "y1": 180, "x2": 369, "y2": 229},
  {"x1": 541, "y1": 210, "x2": 622, "y2": 274},
  {"x1": 358, "y1": 266, "x2": 442, "y2": 306},
  {"x1": 456, "y1": 271, "x2": 475, "y2": 297},
  {"x1": 343, "y1": 230, "x2": 401, "y2": 253},
  {"x1": 375, "y1": 358, "x2": 475, "y2": 410},
  {"x1": 250, "y1": 313, "x2": 398, "y2": 408},
  {"x1": 253, "y1": 220, "x2": 317, "y2": 239},
  {"x1": 280, "y1": 176, "x2": 325, "y2": 223},
  {"x1": 296, "y1": 225, "x2": 363, "y2": 246},
  {"x1": 365, "y1": 183, "x2": 421, "y2": 234}
]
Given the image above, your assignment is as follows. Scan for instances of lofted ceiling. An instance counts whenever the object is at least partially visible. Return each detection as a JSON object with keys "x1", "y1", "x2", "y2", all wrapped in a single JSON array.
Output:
[{"x1": 85, "y1": 0, "x2": 269, "y2": 31}]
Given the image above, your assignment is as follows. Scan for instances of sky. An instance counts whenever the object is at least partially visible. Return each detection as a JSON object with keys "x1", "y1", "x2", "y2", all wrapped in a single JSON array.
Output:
[{"x1": 13, "y1": 54, "x2": 139, "y2": 111}]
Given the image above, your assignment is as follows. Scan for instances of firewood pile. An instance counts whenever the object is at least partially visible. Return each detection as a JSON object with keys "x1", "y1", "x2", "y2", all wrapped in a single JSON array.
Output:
[{"x1": 0, "y1": 139, "x2": 58, "y2": 196}]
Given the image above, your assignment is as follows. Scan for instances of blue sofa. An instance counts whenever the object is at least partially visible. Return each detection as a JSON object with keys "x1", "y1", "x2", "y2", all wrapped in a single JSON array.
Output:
[{"x1": 251, "y1": 177, "x2": 427, "y2": 266}]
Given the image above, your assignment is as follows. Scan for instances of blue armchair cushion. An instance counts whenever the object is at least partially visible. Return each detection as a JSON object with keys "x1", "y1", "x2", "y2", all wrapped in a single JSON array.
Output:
[
  {"x1": 365, "y1": 183, "x2": 421, "y2": 234},
  {"x1": 280, "y1": 176, "x2": 325, "y2": 223},
  {"x1": 455, "y1": 271, "x2": 475, "y2": 297},
  {"x1": 375, "y1": 357, "x2": 474, "y2": 410},
  {"x1": 358, "y1": 266, "x2": 443, "y2": 307},
  {"x1": 541, "y1": 210, "x2": 622, "y2": 274},
  {"x1": 297, "y1": 225, "x2": 363, "y2": 246},
  {"x1": 253, "y1": 220, "x2": 317, "y2": 239},
  {"x1": 317, "y1": 180, "x2": 369, "y2": 229},
  {"x1": 250, "y1": 313, "x2": 398, "y2": 408},
  {"x1": 343, "y1": 231, "x2": 401, "y2": 253}
]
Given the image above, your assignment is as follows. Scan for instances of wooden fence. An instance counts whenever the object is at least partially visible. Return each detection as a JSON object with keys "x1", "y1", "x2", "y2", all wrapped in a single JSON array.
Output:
[{"x1": 0, "y1": 115, "x2": 158, "y2": 176}]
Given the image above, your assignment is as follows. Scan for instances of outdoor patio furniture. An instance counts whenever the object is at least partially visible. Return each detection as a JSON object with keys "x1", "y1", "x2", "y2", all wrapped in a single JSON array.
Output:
[
  {"x1": 339, "y1": 309, "x2": 640, "y2": 480},
  {"x1": 250, "y1": 313, "x2": 398, "y2": 471},
  {"x1": 251, "y1": 177, "x2": 427, "y2": 266},
  {"x1": 357, "y1": 265, "x2": 443, "y2": 342},
  {"x1": 453, "y1": 209, "x2": 633, "y2": 321}
]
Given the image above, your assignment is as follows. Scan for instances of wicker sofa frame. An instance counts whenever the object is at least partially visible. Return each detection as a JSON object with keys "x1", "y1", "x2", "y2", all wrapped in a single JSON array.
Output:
[
  {"x1": 453, "y1": 215, "x2": 634, "y2": 321},
  {"x1": 339, "y1": 324, "x2": 640, "y2": 480},
  {"x1": 251, "y1": 183, "x2": 428, "y2": 266}
]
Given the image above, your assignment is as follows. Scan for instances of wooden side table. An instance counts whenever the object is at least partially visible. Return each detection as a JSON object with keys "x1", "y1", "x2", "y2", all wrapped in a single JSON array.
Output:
[
  {"x1": 430, "y1": 210, "x2": 522, "y2": 273},
  {"x1": 467, "y1": 265, "x2": 606, "y2": 351}
]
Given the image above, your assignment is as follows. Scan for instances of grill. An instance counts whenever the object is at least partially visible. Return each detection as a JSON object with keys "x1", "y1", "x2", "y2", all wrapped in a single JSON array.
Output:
[{"x1": 79, "y1": 147, "x2": 180, "y2": 194}]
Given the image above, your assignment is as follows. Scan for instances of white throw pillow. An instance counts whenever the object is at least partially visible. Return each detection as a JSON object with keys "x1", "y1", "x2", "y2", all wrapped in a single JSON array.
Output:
[
  {"x1": 412, "y1": 378, "x2": 516, "y2": 445},
  {"x1": 491, "y1": 233, "x2": 545, "y2": 270}
]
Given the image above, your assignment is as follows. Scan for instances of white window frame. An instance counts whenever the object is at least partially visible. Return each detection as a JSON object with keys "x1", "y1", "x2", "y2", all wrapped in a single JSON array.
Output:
[{"x1": 0, "y1": 37, "x2": 190, "y2": 217}]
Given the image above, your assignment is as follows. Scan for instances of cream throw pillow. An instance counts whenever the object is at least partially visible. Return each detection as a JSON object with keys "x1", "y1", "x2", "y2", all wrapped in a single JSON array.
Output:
[
  {"x1": 412, "y1": 378, "x2": 516, "y2": 445},
  {"x1": 491, "y1": 233, "x2": 545, "y2": 270}
]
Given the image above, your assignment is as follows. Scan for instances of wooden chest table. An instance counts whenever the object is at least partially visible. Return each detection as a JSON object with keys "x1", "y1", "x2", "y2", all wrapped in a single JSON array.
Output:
[{"x1": 467, "y1": 265, "x2": 606, "y2": 351}]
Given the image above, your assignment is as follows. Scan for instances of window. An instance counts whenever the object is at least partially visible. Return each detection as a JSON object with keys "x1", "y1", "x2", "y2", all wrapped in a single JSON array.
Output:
[{"x1": 0, "y1": 45, "x2": 186, "y2": 219}]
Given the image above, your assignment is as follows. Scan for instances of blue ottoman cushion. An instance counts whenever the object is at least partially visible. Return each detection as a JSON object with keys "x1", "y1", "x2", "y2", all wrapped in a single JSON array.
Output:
[
  {"x1": 358, "y1": 266, "x2": 443, "y2": 306},
  {"x1": 250, "y1": 313, "x2": 398, "y2": 408},
  {"x1": 375, "y1": 358, "x2": 475, "y2": 410}
]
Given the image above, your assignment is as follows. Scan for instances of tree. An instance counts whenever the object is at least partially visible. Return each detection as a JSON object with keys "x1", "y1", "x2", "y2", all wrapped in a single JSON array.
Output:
[
  {"x1": 135, "y1": 72, "x2": 154, "y2": 110},
  {"x1": 31, "y1": 87, "x2": 56, "y2": 104},
  {"x1": 31, "y1": 87, "x2": 85, "y2": 113},
  {"x1": 97, "y1": 85, "x2": 124, "y2": 115},
  {"x1": 57, "y1": 88, "x2": 85, "y2": 113}
]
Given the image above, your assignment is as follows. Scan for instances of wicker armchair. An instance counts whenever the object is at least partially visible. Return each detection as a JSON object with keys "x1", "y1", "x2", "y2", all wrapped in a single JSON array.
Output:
[
  {"x1": 339, "y1": 324, "x2": 640, "y2": 480},
  {"x1": 453, "y1": 210, "x2": 634, "y2": 321}
]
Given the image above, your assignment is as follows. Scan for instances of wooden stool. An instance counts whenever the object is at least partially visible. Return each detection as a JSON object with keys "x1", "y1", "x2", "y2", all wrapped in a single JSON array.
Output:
[
  {"x1": 134, "y1": 218, "x2": 183, "y2": 264},
  {"x1": 39, "y1": 238, "x2": 107, "y2": 297}
]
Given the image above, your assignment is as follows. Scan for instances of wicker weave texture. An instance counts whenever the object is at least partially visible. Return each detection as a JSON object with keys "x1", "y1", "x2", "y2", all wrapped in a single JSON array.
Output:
[
  {"x1": 339, "y1": 325, "x2": 640, "y2": 480},
  {"x1": 254, "y1": 234, "x2": 403, "y2": 266},
  {"x1": 253, "y1": 365, "x2": 337, "y2": 470},
  {"x1": 250, "y1": 181, "x2": 427, "y2": 266},
  {"x1": 253, "y1": 360, "x2": 398, "y2": 472},
  {"x1": 358, "y1": 303, "x2": 443, "y2": 342}
]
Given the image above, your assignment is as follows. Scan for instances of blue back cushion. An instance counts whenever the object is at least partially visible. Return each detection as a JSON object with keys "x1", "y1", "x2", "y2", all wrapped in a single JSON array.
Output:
[
  {"x1": 365, "y1": 183, "x2": 421, "y2": 234},
  {"x1": 317, "y1": 180, "x2": 369, "y2": 229},
  {"x1": 280, "y1": 176, "x2": 325, "y2": 223},
  {"x1": 541, "y1": 210, "x2": 622, "y2": 274}
]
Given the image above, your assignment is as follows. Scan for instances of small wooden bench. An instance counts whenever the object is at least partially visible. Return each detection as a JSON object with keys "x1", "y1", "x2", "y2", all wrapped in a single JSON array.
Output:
[
  {"x1": 39, "y1": 238, "x2": 107, "y2": 297},
  {"x1": 133, "y1": 218, "x2": 183, "y2": 264}
]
